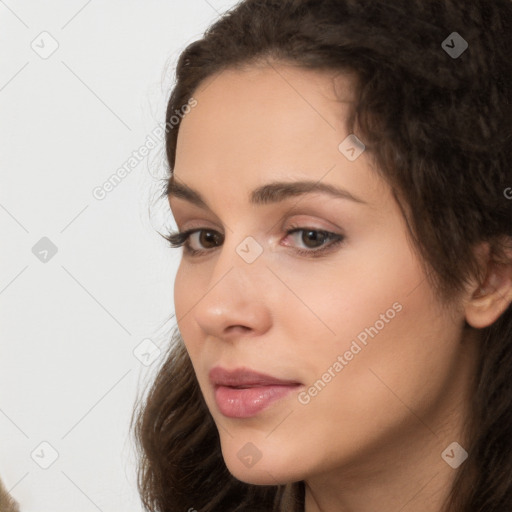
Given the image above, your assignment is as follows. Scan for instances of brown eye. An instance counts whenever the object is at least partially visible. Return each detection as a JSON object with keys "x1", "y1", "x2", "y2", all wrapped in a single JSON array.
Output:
[
  {"x1": 301, "y1": 230, "x2": 329, "y2": 248},
  {"x1": 198, "y1": 230, "x2": 223, "y2": 248},
  {"x1": 284, "y1": 228, "x2": 345, "y2": 256}
]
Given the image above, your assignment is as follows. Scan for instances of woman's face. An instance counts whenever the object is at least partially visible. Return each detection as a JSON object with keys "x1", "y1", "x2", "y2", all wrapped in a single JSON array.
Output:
[{"x1": 169, "y1": 63, "x2": 476, "y2": 486}]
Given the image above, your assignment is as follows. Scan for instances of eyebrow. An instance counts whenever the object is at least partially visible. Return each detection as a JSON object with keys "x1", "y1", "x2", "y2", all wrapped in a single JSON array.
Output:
[{"x1": 166, "y1": 176, "x2": 366, "y2": 208}]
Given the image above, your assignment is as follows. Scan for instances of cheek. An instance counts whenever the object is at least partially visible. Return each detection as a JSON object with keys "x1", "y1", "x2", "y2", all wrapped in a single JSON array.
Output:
[
  {"x1": 173, "y1": 264, "x2": 202, "y2": 355},
  {"x1": 292, "y1": 269, "x2": 461, "y2": 447},
  {"x1": 277, "y1": 227, "x2": 459, "y2": 414},
  {"x1": 272, "y1": 223, "x2": 422, "y2": 352},
  {"x1": 294, "y1": 298, "x2": 462, "y2": 462},
  {"x1": 173, "y1": 264, "x2": 188, "y2": 317}
]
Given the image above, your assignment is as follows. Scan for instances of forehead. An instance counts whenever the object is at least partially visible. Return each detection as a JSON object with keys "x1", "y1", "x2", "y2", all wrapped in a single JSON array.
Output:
[
  {"x1": 172, "y1": 63, "x2": 388, "y2": 209},
  {"x1": 176, "y1": 63, "x2": 358, "y2": 159},
  {"x1": 193, "y1": 62, "x2": 358, "y2": 112}
]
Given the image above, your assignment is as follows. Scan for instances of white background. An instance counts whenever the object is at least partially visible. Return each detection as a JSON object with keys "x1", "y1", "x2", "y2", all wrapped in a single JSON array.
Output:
[{"x1": 0, "y1": 1, "x2": 240, "y2": 510}]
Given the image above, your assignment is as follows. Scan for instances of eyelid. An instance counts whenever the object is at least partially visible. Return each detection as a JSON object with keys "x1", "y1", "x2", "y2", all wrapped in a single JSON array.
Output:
[
  {"x1": 168, "y1": 200, "x2": 222, "y2": 228},
  {"x1": 282, "y1": 214, "x2": 345, "y2": 234}
]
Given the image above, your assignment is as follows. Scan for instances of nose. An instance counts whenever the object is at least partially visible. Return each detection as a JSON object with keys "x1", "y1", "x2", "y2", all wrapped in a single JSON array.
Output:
[{"x1": 191, "y1": 240, "x2": 273, "y2": 342}]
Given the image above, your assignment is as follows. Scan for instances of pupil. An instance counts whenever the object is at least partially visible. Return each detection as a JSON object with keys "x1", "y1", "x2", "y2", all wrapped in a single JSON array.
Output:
[
  {"x1": 200, "y1": 230, "x2": 220, "y2": 247},
  {"x1": 303, "y1": 230, "x2": 325, "y2": 248}
]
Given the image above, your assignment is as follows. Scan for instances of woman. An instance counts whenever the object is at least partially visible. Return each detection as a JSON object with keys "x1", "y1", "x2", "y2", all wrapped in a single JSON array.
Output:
[{"x1": 132, "y1": 1, "x2": 512, "y2": 511}]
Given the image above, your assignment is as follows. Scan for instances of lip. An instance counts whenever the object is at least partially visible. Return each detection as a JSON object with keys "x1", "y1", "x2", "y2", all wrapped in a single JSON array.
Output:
[{"x1": 209, "y1": 366, "x2": 302, "y2": 418}]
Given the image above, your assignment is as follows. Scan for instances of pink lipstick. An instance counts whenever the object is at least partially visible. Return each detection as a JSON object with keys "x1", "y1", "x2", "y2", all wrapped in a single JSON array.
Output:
[{"x1": 209, "y1": 366, "x2": 302, "y2": 418}]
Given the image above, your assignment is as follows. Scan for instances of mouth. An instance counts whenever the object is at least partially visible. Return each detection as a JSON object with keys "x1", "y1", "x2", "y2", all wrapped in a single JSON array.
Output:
[{"x1": 209, "y1": 366, "x2": 302, "y2": 418}]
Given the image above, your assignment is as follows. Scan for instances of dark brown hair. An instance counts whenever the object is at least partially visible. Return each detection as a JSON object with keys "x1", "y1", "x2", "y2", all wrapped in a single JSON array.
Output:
[{"x1": 132, "y1": 1, "x2": 512, "y2": 510}]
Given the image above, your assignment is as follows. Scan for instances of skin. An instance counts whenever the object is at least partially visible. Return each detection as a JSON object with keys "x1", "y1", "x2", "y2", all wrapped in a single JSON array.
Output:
[{"x1": 168, "y1": 62, "x2": 512, "y2": 512}]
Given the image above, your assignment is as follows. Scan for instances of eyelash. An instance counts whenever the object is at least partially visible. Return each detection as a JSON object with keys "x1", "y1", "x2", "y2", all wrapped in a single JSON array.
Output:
[{"x1": 164, "y1": 225, "x2": 345, "y2": 258}]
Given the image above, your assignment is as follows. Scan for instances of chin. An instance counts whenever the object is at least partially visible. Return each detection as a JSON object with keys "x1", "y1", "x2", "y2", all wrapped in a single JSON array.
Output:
[{"x1": 220, "y1": 438, "x2": 305, "y2": 486}]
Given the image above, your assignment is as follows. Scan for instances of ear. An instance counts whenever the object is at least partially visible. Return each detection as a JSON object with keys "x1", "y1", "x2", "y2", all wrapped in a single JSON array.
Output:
[{"x1": 465, "y1": 239, "x2": 512, "y2": 329}]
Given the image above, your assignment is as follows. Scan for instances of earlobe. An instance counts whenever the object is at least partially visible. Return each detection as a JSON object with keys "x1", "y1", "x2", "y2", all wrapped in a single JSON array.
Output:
[{"x1": 465, "y1": 259, "x2": 512, "y2": 329}]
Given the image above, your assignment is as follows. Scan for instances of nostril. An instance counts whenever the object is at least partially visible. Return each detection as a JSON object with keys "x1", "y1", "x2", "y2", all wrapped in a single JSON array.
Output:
[{"x1": 225, "y1": 325, "x2": 252, "y2": 334}]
